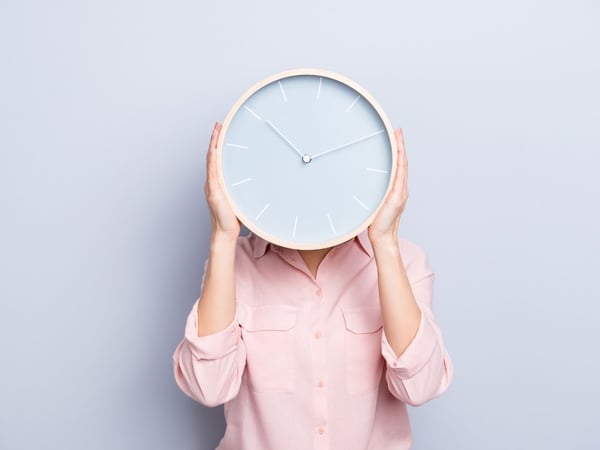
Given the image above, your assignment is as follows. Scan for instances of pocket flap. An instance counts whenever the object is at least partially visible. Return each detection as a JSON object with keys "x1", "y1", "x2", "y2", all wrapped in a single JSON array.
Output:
[
  {"x1": 239, "y1": 305, "x2": 297, "y2": 332},
  {"x1": 342, "y1": 307, "x2": 383, "y2": 334}
]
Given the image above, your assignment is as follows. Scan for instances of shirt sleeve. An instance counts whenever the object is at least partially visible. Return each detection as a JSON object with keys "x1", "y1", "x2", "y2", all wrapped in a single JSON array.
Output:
[
  {"x1": 172, "y1": 292, "x2": 247, "y2": 407},
  {"x1": 381, "y1": 248, "x2": 454, "y2": 406}
]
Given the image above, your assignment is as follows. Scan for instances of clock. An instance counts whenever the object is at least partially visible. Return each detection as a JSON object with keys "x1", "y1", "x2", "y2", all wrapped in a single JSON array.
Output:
[{"x1": 216, "y1": 68, "x2": 397, "y2": 250}]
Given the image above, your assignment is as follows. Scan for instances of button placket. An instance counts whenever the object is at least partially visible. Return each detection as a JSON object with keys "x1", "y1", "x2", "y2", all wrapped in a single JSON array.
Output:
[
  {"x1": 310, "y1": 283, "x2": 329, "y2": 450},
  {"x1": 314, "y1": 424, "x2": 329, "y2": 450}
]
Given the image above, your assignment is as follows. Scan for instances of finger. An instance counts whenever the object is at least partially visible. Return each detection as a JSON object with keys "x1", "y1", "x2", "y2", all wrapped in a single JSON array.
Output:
[
  {"x1": 209, "y1": 122, "x2": 222, "y2": 150},
  {"x1": 205, "y1": 123, "x2": 222, "y2": 195},
  {"x1": 391, "y1": 129, "x2": 404, "y2": 184},
  {"x1": 395, "y1": 129, "x2": 409, "y2": 192},
  {"x1": 395, "y1": 129, "x2": 407, "y2": 166},
  {"x1": 207, "y1": 144, "x2": 219, "y2": 191},
  {"x1": 206, "y1": 122, "x2": 221, "y2": 164}
]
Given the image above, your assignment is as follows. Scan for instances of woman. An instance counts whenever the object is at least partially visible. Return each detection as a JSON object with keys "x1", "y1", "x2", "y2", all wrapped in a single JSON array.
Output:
[{"x1": 173, "y1": 123, "x2": 453, "y2": 450}]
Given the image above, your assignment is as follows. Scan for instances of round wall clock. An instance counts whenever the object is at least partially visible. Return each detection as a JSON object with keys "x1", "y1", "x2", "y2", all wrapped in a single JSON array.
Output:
[{"x1": 216, "y1": 68, "x2": 397, "y2": 250}]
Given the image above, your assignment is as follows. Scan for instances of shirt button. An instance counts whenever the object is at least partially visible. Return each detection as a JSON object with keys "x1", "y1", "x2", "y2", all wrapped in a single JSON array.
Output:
[
  {"x1": 317, "y1": 426, "x2": 326, "y2": 435},
  {"x1": 314, "y1": 331, "x2": 322, "y2": 339},
  {"x1": 317, "y1": 379, "x2": 325, "y2": 388},
  {"x1": 315, "y1": 288, "x2": 322, "y2": 297}
]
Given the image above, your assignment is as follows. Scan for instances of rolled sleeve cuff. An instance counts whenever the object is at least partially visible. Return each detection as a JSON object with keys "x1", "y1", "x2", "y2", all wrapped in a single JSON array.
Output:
[
  {"x1": 381, "y1": 309, "x2": 439, "y2": 379},
  {"x1": 184, "y1": 301, "x2": 241, "y2": 361}
]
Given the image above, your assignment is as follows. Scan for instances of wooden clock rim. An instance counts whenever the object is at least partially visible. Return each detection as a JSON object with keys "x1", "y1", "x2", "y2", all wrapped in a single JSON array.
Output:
[{"x1": 216, "y1": 68, "x2": 398, "y2": 250}]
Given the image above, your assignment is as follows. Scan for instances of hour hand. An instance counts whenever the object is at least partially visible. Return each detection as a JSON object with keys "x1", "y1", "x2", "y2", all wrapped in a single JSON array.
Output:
[{"x1": 266, "y1": 120, "x2": 305, "y2": 159}]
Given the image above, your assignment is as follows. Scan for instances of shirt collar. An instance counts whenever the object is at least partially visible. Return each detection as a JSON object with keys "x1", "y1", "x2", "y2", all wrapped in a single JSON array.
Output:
[
  {"x1": 250, "y1": 232, "x2": 270, "y2": 258},
  {"x1": 355, "y1": 230, "x2": 374, "y2": 257},
  {"x1": 249, "y1": 229, "x2": 373, "y2": 258}
]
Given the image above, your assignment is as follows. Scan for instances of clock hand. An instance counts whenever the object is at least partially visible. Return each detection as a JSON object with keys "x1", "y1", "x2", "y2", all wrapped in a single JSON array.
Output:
[
  {"x1": 266, "y1": 120, "x2": 306, "y2": 159},
  {"x1": 312, "y1": 129, "x2": 386, "y2": 160}
]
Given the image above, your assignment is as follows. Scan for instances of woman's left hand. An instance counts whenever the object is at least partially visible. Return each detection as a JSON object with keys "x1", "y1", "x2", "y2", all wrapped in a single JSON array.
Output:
[{"x1": 367, "y1": 128, "x2": 409, "y2": 247}]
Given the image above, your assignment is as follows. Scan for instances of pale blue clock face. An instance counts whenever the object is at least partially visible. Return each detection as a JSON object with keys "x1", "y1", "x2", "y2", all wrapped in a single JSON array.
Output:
[{"x1": 221, "y1": 74, "x2": 393, "y2": 248}]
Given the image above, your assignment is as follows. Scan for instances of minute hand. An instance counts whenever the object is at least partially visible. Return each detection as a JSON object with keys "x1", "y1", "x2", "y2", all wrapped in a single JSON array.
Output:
[{"x1": 312, "y1": 129, "x2": 386, "y2": 160}]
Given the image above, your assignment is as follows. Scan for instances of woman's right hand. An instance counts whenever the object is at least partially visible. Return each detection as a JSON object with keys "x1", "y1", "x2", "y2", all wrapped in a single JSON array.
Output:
[{"x1": 204, "y1": 122, "x2": 241, "y2": 244}]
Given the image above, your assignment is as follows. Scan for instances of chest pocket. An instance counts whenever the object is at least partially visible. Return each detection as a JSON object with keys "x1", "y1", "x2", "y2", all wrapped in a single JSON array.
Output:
[
  {"x1": 239, "y1": 304, "x2": 298, "y2": 393},
  {"x1": 342, "y1": 307, "x2": 385, "y2": 394}
]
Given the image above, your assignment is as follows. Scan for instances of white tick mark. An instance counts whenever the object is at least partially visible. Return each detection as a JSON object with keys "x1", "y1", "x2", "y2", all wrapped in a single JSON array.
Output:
[
  {"x1": 366, "y1": 167, "x2": 389, "y2": 174},
  {"x1": 353, "y1": 195, "x2": 371, "y2": 211},
  {"x1": 317, "y1": 77, "x2": 322, "y2": 100},
  {"x1": 345, "y1": 95, "x2": 361, "y2": 112},
  {"x1": 226, "y1": 143, "x2": 248, "y2": 149},
  {"x1": 326, "y1": 213, "x2": 336, "y2": 234},
  {"x1": 231, "y1": 178, "x2": 252, "y2": 187},
  {"x1": 255, "y1": 202, "x2": 270, "y2": 221},
  {"x1": 244, "y1": 105, "x2": 262, "y2": 121},
  {"x1": 278, "y1": 81, "x2": 288, "y2": 103},
  {"x1": 293, "y1": 215, "x2": 298, "y2": 238}
]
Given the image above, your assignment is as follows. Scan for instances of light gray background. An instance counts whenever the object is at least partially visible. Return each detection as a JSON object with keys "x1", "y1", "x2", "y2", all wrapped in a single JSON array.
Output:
[{"x1": 1, "y1": 1, "x2": 598, "y2": 449}]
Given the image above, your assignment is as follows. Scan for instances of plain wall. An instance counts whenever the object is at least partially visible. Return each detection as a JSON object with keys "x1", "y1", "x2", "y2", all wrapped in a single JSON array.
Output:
[{"x1": 1, "y1": 0, "x2": 598, "y2": 449}]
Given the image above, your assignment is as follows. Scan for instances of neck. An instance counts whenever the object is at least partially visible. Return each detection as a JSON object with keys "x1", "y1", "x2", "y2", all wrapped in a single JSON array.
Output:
[{"x1": 298, "y1": 248, "x2": 332, "y2": 278}]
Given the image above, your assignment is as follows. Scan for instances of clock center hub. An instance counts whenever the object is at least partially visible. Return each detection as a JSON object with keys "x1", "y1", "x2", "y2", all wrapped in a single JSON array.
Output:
[{"x1": 302, "y1": 154, "x2": 312, "y2": 164}]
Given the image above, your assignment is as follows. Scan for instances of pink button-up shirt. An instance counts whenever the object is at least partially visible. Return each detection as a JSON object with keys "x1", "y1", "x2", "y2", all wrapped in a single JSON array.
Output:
[{"x1": 173, "y1": 231, "x2": 453, "y2": 450}]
